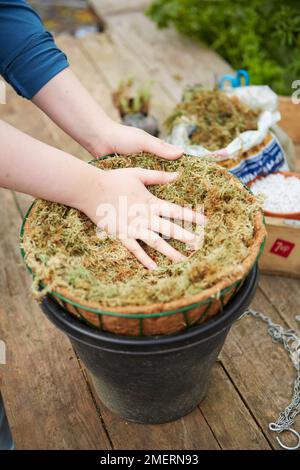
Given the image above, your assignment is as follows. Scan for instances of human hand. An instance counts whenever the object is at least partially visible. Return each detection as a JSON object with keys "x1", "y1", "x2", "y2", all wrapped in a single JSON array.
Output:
[
  {"x1": 89, "y1": 121, "x2": 184, "y2": 160},
  {"x1": 33, "y1": 69, "x2": 183, "y2": 160},
  {"x1": 78, "y1": 166, "x2": 205, "y2": 270}
]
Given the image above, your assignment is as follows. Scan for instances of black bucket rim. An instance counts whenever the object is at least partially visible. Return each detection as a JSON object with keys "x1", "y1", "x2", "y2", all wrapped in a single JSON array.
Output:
[{"x1": 41, "y1": 264, "x2": 258, "y2": 354}]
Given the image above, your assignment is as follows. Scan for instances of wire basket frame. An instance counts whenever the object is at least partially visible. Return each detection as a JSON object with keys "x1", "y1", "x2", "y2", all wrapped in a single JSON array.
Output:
[{"x1": 20, "y1": 155, "x2": 266, "y2": 336}]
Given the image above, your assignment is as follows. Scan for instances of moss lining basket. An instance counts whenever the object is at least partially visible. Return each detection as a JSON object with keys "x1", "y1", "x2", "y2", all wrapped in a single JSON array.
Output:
[{"x1": 20, "y1": 153, "x2": 266, "y2": 337}]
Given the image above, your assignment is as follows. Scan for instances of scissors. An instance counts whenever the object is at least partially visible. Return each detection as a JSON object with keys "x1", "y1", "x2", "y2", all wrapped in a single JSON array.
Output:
[{"x1": 218, "y1": 69, "x2": 250, "y2": 90}]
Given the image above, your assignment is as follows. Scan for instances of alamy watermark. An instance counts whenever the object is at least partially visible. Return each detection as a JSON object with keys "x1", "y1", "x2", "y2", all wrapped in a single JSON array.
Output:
[
  {"x1": 291, "y1": 80, "x2": 300, "y2": 104},
  {"x1": 0, "y1": 80, "x2": 6, "y2": 104},
  {"x1": 95, "y1": 197, "x2": 205, "y2": 249},
  {"x1": 0, "y1": 340, "x2": 6, "y2": 365}
]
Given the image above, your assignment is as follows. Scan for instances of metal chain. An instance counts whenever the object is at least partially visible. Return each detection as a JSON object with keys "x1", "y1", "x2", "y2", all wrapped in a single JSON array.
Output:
[{"x1": 243, "y1": 309, "x2": 300, "y2": 450}]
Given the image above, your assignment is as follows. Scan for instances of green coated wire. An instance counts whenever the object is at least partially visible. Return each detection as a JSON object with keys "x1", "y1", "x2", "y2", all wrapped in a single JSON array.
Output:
[{"x1": 19, "y1": 155, "x2": 266, "y2": 322}]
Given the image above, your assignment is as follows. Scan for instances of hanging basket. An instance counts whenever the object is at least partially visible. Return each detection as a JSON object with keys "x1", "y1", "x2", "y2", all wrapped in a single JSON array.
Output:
[{"x1": 20, "y1": 153, "x2": 266, "y2": 336}]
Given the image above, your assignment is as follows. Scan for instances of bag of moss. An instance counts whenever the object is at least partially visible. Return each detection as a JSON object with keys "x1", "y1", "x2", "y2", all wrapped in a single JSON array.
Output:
[
  {"x1": 166, "y1": 86, "x2": 293, "y2": 184},
  {"x1": 21, "y1": 154, "x2": 266, "y2": 337}
]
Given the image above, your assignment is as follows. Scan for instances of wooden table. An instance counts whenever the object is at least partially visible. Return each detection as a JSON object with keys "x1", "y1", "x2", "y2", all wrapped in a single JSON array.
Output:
[{"x1": 0, "y1": 4, "x2": 299, "y2": 450}]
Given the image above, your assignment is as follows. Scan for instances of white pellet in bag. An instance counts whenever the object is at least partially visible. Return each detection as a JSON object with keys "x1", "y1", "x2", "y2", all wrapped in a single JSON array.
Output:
[{"x1": 251, "y1": 173, "x2": 300, "y2": 214}]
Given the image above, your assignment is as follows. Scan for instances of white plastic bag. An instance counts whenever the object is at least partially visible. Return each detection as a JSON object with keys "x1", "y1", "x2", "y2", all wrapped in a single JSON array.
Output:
[{"x1": 167, "y1": 86, "x2": 291, "y2": 183}]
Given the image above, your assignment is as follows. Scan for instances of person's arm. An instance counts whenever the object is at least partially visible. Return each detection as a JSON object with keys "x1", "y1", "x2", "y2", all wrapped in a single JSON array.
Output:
[
  {"x1": 0, "y1": 0, "x2": 69, "y2": 100},
  {"x1": 0, "y1": 1, "x2": 182, "y2": 159},
  {"x1": 32, "y1": 68, "x2": 183, "y2": 159},
  {"x1": 0, "y1": 120, "x2": 204, "y2": 269},
  {"x1": 0, "y1": 1, "x2": 204, "y2": 268}
]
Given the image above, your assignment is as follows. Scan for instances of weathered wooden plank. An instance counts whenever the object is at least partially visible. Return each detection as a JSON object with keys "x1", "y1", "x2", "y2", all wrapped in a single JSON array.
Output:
[
  {"x1": 199, "y1": 363, "x2": 271, "y2": 449},
  {"x1": 79, "y1": 32, "x2": 174, "y2": 128},
  {"x1": 2, "y1": 34, "x2": 115, "y2": 214},
  {"x1": 105, "y1": 12, "x2": 232, "y2": 103},
  {"x1": 90, "y1": 0, "x2": 151, "y2": 17},
  {"x1": 0, "y1": 49, "x2": 115, "y2": 448},
  {"x1": 0, "y1": 89, "x2": 37, "y2": 214},
  {"x1": 1, "y1": 102, "x2": 81, "y2": 215},
  {"x1": 0, "y1": 30, "x2": 280, "y2": 450},
  {"x1": 2, "y1": 81, "x2": 90, "y2": 214},
  {"x1": 3, "y1": 84, "x2": 87, "y2": 161},
  {"x1": 86, "y1": 372, "x2": 221, "y2": 450},
  {"x1": 86, "y1": 360, "x2": 270, "y2": 450},
  {"x1": 56, "y1": 34, "x2": 119, "y2": 122},
  {"x1": 0, "y1": 185, "x2": 111, "y2": 449},
  {"x1": 78, "y1": 32, "x2": 272, "y2": 449},
  {"x1": 259, "y1": 275, "x2": 300, "y2": 331},
  {"x1": 220, "y1": 287, "x2": 300, "y2": 450},
  {"x1": 295, "y1": 145, "x2": 300, "y2": 172}
]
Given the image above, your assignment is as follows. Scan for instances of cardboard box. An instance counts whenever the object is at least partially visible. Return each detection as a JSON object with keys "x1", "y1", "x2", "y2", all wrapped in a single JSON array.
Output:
[
  {"x1": 279, "y1": 96, "x2": 300, "y2": 146},
  {"x1": 279, "y1": 96, "x2": 300, "y2": 172},
  {"x1": 259, "y1": 216, "x2": 300, "y2": 278},
  {"x1": 259, "y1": 97, "x2": 300, "y2": 277}
]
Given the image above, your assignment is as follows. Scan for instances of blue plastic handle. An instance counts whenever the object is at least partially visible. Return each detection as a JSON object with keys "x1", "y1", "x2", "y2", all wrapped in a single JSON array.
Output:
[{"x1": 218, "y1": 69, "x2": 250, "y2": 90}]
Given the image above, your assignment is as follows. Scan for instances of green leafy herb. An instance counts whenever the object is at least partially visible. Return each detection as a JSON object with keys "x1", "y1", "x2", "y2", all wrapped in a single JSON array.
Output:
[
  {"x1": 112, "y1": 78, "x2": 153, "y2": 116},
  {"x1": 147, "y1": 0, "x2": 300, "y2": 95}
]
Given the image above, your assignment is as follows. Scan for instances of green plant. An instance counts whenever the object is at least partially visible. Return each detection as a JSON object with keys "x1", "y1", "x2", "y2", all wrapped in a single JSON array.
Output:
[
  {"x1": 112, "y1": 78, "x2": 153, "y2": 116},
  {"x1": 147, "y1": 0, "x2": 300, "y2": 95}
]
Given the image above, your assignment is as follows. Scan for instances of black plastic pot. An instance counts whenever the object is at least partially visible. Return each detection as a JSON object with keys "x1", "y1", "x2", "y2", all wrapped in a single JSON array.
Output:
[
  {"x1": 41, "y1": 264, "x2": 258, "y2": 424},
  {"x1": 121, "y1": 113, "x2": 159, "y2": 137}
]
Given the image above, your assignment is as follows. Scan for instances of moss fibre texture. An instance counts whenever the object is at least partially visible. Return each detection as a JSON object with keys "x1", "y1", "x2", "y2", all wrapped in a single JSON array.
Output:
[
  {"x1": 165, "y1": 89, "x2": 260, "y2": 151},
  {"x1": 23, "y1": 154, "x2": 261, "y2": 309}
]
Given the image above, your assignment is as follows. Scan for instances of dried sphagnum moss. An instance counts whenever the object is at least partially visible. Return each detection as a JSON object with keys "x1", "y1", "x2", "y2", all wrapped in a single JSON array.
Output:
[
  {"x1": 165, "y1": 89, "x2": 259, "y2": 151},
  {"x1": 22, "y1": 153, "x2": 261, "y2": 308}
]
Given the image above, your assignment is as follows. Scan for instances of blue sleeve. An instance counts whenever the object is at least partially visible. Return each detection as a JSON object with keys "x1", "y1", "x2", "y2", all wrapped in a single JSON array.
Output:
[{"x1": 0, "y1": 0, "x2": 69, "y2": 99}]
